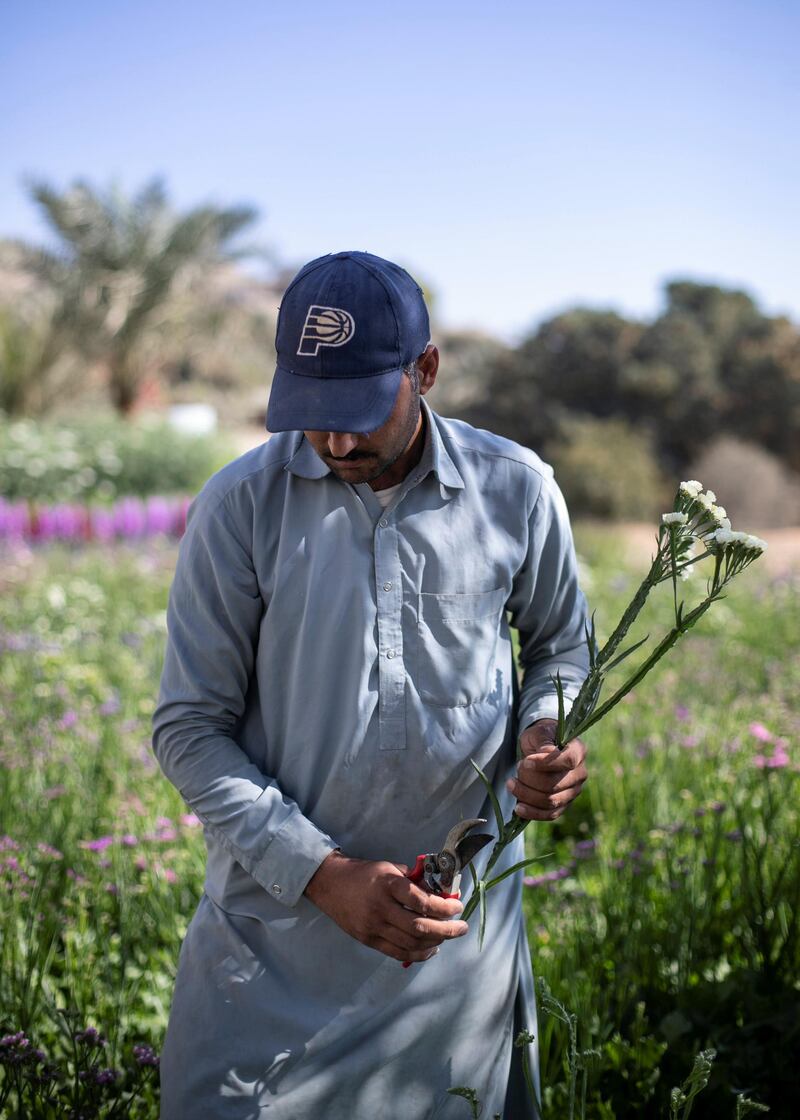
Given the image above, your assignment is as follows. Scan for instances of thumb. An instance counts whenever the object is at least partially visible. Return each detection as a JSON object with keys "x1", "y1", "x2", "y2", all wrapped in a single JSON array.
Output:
[{"x1": 521, "y1": 718, "x2": 559, "y2": 755}]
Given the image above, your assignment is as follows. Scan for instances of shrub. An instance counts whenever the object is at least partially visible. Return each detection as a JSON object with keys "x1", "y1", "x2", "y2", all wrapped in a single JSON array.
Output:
[
  {"x1": 687, "y1": 436, "x2": 800, "y2": 528},
  {"x1": 544, "y1": 414, "x2": 667, "y2": 520},
  {"x1": 0, "y1": 414, "x2": 233, "y2": 503}
]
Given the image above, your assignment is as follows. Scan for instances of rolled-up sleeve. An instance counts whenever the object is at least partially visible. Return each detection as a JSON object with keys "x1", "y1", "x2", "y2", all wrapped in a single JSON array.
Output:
[
  {"x1": 152, "y1": 485, "x2": 338, "y2": 907},
  {"x1": 507, "y1": 469, "x2": 591, "y2": 736}
]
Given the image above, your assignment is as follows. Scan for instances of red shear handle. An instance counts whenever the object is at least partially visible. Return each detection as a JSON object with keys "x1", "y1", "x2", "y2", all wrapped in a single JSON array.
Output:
[{"x1": 402, "y1": 856, "x2": 460, "y2": 967}]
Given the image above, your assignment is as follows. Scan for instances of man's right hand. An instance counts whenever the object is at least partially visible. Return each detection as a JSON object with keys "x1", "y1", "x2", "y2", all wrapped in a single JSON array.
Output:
[{"x1": 304, "y1": 850, "x2": 468, "y2": 963}]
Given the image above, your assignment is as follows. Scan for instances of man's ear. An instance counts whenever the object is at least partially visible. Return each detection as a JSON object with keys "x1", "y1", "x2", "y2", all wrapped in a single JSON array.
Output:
[{"x1": 417, "y1": 344, "x2": 439, "y2": 396}]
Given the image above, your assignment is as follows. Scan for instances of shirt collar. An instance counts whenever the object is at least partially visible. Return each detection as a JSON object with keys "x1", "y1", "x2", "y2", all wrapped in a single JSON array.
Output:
[{"x1": 284, "y1": 397, "x2": 465, "y2": 493}]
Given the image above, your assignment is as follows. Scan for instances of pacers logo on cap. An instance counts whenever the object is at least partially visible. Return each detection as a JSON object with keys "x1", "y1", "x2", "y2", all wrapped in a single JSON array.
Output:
[{"x1": 297, "y1": 305, "x2": 356, "y2": 356}]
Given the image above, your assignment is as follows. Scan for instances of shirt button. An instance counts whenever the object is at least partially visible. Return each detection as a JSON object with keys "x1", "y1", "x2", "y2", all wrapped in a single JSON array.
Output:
[
  {"x1": 383, "y1": 581, "x2": 392, "y2": 591},
  {"x1": 272, "y1": 884, "x2": 282, "y2": 896},
  {"x1": 379, "y1": 518, "x2": 388, "y2": 528},
  {"x1": 386, "y1": 649, "x2": 396, "y2": 659}
]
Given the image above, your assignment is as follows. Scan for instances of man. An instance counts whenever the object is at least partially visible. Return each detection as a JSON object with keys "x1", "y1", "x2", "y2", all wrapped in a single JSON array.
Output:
[{"x1": 152, "y1": 251, "x2": 589, "y2": 1119}]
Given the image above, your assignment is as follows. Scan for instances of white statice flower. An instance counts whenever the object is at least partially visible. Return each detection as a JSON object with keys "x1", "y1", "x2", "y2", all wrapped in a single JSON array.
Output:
[
  {"x1": 662, "y1": 512, "x2": 688, "y2": 525},
  {"x1": 680, "y1": 480, "x2": 703, "y2": 496},
  {"x1": 709, "y1": 504, "x2": 728, "y2": 523},
  {"x1": 713, "y1": 529, "x2": 737, "y2": 546},
  {"x1": 46, "y1": 585, "x2": 67, "y2": 610},
  {"x1": 679, "y1": 564, "x2": 694, "y2": 581},
  {"x1": 744, "y1": 534, "x2": 768, "y2": 552}
]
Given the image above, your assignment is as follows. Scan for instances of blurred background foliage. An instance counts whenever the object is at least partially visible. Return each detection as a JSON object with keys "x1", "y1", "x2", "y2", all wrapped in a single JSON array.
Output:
[{"x1": 1, "y1": 176, "x2": 799, "y2": 524}]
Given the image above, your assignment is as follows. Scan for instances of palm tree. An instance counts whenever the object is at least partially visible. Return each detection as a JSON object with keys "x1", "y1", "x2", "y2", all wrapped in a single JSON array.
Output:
[{"x1": 20, "y1": 177, "x2": 259, "y2": 412}]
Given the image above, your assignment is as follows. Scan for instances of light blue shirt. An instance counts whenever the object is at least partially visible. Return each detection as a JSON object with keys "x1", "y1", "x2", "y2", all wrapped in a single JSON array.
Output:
[{"x1": 152, "y1": 399, "x2": 590, "y2": 1119}]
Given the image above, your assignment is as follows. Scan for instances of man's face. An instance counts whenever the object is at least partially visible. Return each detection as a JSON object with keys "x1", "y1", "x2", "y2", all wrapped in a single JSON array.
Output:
[{"x1": 304, "y1": 371, "x2": 422, "y2": 488}]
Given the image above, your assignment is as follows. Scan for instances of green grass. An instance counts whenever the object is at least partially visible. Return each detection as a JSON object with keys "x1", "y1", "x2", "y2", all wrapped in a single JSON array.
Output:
[{"x1": 0, "y1": 527, "x2": 797, "y2": 1117}]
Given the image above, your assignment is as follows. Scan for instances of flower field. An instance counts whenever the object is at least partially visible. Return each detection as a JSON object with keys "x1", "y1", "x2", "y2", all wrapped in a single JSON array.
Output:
[{"x1": 1, "y1": 527, "x2": 797, "y2": 1118}]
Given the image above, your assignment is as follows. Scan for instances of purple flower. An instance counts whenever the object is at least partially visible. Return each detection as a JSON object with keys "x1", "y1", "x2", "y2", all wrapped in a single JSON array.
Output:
[
  {"x1": 56, "y1": 710, "x2": 78, "y2": 731},
  {"x1": 121, "y1": 834, "x2": 139, "y2": 847},
  {"x1": 133, "y1": 1043, "x2": 160, "y2": 1067},
  {"x1": 524, "y1": 864, "x2": 574, "y2": 887},
  {"x1": 726, "y1": 829, "x2": 743, "y2": 842},
  {"x1": 749, "y1": 722, "x2": 774, "y2": 743},
  {"x1": 36, "y1": 843, "x2": 63, "y2": 860},
  {"x1": 74, "y1": 1027, "x2": 105, "y2": 1047},
  {"x1": 145, "y1": 496, "x2": 174, "y2": 535},
  {"x1": 0, "y1": 499, "x2": 31, "y2": 540},
  {"x1": 114, "y1": 497, "x2": 147, "y2": 538},
  {"x1": 574, "y1": 839, "x2": 596, "y2": 857},
  {"x1": 0, "y1": 1031, "x2": 28, "y2": 1049},
  {"x1": 95, "y1": 1067, "x2": 120, "y2": 1085},
  {"x1": 711, "y1": 801, "x2": 726, "y2": 814},
  {"x1": 179, "y1": 813, "x2": 201, "y2": 828},
  {"x1": 99, "y1": 694, "x2": 121, "y2": 716},
  {"x1": 675, "y1": 705, "x2": 690, "y2": 721},
  {"x1": 91, "y1": 507, "x2": 116, "y2": 541},
  {"x1": 80, "y1": 836, "x2": 115, "y2": 853},
  {"x1": 767, "y1": 745, "x2": 790, "y2": 769}
]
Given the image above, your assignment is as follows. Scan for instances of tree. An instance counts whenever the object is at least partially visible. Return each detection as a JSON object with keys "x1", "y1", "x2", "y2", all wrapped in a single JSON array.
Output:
[
  {"x1": 469, "y1": 309, "x2": 644, "y2": 451},
  {"x1": 19, "y1": 178, "x2": 259, "y2": 412},
  {"x1": 0, "y1": 305, "x2": 80, "y2": 416},
  {"x1": 721, "y1": 314, "x2": 800, "y2": 472},
  {"x1": 518, "y1": 308, "x2": 643, "y2": 419}
]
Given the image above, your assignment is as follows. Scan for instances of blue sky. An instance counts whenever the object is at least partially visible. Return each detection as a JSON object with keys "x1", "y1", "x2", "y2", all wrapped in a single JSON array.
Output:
[{"x1": 2, "y1": 0, "x2": 797, "y2": 340}]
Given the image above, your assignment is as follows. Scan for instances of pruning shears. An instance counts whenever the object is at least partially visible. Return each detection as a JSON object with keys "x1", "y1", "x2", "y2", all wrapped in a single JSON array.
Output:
[{"x1": 402, "y1": 818, "x2": 493, "y2": 967}]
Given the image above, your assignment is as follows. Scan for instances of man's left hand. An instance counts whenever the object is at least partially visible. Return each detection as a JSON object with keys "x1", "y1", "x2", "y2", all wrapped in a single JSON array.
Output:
[{"x1": 506, "y1": 718, "x2": 587, "y2": 821}]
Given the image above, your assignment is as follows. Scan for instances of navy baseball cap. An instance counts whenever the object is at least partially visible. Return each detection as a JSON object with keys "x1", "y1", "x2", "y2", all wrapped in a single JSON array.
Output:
[{"x1": 266, "y1": 251, "x2": 431, "y2": 433}]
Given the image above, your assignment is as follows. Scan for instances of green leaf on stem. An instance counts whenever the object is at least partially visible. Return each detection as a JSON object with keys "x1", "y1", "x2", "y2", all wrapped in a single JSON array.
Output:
[
  {"x1": 477, "y1": 879, "x2": 487, "y2": 950},
  {"x1": 469, "y1": 758, "x2": 504, "y2": 838},
  {"x1": 485, "y1": 853, "x2": 554, "y2": 891},
  {"x1": 551, "y1": 669, "x2": 566, "y2": 745},
  {"x1": 447, "y1": 1086, "x2": 481, "y2": 1119},
  {"x1": 584, "y1": 610, "x2": 598, "y2": 669},
  {"x1": 602, "y1": 633, "x2": 650, "y2": 673}
]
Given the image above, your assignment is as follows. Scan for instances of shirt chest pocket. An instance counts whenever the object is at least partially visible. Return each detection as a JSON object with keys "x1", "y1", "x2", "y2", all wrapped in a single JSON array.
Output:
[{"x1": 415, "y1": 586, "x2": 507, "y2": 707}]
